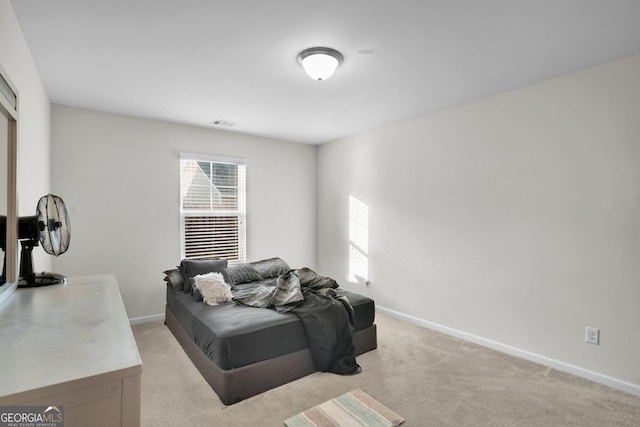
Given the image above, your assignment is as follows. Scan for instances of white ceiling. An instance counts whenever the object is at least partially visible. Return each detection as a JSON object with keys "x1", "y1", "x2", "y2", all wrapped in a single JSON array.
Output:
[{"x1": 10, "y1": 0, "x2": 640, "y2": 144}]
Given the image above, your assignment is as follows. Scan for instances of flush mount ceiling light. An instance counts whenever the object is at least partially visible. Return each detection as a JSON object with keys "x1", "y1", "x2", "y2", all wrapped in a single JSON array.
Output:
[{"x1": 297, "y1": 47, "x2": 343, "y2": 81}]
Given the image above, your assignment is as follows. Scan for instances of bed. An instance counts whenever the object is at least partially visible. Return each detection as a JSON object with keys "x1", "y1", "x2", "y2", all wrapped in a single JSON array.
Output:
[{"x1": 163, "y1": 257, "x2": 377, "y2": 405}]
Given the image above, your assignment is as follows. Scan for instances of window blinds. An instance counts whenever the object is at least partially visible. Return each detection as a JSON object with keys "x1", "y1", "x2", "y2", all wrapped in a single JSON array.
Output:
[{"x1": 180, "y1": 157, "x2": 246, "y2": 262}]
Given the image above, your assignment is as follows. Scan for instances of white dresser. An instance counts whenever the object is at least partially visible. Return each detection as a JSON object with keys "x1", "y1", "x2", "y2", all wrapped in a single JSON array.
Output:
[{"x1": 0, "y1": 275, "x2": 142, "y2": 427}]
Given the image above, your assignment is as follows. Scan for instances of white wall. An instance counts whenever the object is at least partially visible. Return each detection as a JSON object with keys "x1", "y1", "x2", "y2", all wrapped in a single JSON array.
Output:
[
  {"x1": 1, "y1": 0, "x2": 52, "y2": 272},
  {"x1": 51, "y1": 105, "x2": 316, "y2": 319},
  {"x1": 318, "y1": 54, "x2": 640, "y2": 390}
]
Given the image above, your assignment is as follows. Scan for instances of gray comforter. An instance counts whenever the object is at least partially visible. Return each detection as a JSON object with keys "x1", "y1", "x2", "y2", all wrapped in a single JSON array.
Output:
[{"x1": 232, "y1": 268, "x2": 361, "y2": 375}]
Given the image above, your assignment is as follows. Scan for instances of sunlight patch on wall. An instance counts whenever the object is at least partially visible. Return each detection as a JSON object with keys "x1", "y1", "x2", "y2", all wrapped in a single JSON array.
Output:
[{"x1": 348, "y1": 195, "x2": 369, "y2": 284}]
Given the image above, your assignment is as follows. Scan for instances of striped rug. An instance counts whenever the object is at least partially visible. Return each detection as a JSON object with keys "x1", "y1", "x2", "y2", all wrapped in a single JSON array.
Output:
[{"x1": 284, "y1": 389, "x2": 405, "y2": 427}]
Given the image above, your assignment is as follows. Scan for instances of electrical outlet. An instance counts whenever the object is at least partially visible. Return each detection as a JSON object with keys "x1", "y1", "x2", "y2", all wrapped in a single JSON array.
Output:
[{"x1": 585, "y1": 327, "x2": 600, "y2": 345}]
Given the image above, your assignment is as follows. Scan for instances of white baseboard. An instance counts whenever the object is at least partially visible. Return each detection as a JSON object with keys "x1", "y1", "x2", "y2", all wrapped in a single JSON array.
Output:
[
  {"x1": 376, "y1": 305, "x2": 640, "y2": 397},
  {"x1": 129, "y1": 313, "x2": 165, "y2": 325}
]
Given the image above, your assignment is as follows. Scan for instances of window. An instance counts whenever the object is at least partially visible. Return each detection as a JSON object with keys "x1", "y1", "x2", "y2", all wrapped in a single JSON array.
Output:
[{"x1": 180, "y1": 154, "x2": 246, "y2": 263}]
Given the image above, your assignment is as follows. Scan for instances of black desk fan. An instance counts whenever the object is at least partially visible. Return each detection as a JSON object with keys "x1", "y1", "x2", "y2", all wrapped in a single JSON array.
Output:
[{"x1": 18, "y1": 194, "x2": 71, "y2": 287}]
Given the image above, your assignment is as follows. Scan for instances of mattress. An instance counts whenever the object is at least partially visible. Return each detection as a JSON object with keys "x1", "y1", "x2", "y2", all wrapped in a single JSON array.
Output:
[
  {"x1": 166, "y1": 284, "x2": 375, "y2": 370},
  {"x1": 336, "y1": 289, "x2": 376, "y2": 332}
]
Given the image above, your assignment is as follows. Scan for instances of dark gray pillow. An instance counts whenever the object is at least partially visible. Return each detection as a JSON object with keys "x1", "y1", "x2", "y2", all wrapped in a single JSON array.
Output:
[
  {"x1": 179, "y1": 258, "x2": 231, "y2": 293},
  {"x1": 250, "y1": 257, "x2": 290, "y2": 279},
  {"x1": 227, "y1": 263, "x2": 263, "y2": 286},
  {"x1": 163, "y1": 268, "x2": 185, "y2": 292},
  {"x1": 192, "y1": 286, "x2": 204, "y2": 302}
]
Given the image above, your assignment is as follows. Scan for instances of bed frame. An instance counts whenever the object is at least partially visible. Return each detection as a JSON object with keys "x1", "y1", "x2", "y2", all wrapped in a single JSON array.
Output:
[{"x1": 165, "y1": 305, "x2": 377, "y2": 405}]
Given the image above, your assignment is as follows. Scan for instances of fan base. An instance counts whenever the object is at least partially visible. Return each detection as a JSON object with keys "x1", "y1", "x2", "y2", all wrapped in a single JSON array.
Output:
[{"x1": 18, "y1": 272, "x2": 67, "y2": 288}]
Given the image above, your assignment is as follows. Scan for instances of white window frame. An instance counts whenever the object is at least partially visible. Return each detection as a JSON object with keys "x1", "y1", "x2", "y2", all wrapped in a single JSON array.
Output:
[{"x1": 179, "y1": 153, "x2": 246, "y2": 263}]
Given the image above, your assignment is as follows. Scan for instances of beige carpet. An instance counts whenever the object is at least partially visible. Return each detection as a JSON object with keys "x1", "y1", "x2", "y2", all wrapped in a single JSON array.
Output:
[{"x1": 132, "y1": 312, "x2": 640, "y2": 426}]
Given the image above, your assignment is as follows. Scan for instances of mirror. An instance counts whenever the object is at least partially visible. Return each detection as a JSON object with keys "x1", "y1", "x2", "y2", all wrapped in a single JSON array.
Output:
[
  {"x1": 1, "y1": 112, "x2": 7, "y2": 284},
  {"x1": 0, "y1": 65, "x2": 18, "y2": 304}
]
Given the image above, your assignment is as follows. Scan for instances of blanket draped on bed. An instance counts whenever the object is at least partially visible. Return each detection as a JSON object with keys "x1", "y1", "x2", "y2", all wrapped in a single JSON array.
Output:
[{"x1": 232, "y1": 268, "x2": 361, "y2": 375}]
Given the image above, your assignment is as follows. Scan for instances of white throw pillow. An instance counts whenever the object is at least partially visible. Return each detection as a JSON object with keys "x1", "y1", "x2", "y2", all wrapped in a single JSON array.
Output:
[{"x1": 193, "y1": 272, "x2": 233, "y2": 306}]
